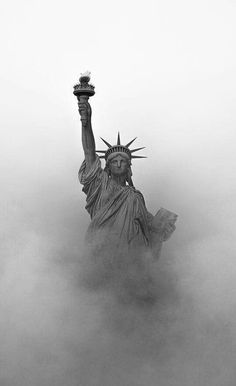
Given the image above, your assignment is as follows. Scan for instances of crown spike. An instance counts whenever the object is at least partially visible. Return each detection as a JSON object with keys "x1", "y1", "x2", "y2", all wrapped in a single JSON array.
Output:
[
  {"x1": 125, "y1": 137, "x2": 137, "y2": 148},
  {"x1": 117, "y1": 132, "x2": 121, "y2": 145},
  {"x1": 131, "y1": 155, "x2": 147, "y2": 159},
  {"x1": 96, "y1": 150, "x2": 106, "y2": 153},
  {"x1": 130, "y1": 147, "x2": 146, "y2": 153},
  {"x1": 100, "y1": 137, "x2": 112, "y2": 148}
]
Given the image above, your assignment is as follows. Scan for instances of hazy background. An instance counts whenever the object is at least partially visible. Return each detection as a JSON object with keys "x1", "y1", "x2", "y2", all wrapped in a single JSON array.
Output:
[{"x1": 1, "y1": 0, "x2": 236, "y2": 385}]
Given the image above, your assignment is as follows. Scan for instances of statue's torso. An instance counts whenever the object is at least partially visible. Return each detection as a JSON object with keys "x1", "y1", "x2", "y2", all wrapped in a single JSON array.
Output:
[{"x1": 79, "y1": 156, "x2": 152, "y2": 249}]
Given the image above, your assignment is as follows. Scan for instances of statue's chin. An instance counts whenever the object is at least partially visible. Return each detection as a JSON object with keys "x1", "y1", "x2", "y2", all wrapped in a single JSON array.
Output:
[{"x1": 111, "y1": 171, "x2": 127, "y2": 177}]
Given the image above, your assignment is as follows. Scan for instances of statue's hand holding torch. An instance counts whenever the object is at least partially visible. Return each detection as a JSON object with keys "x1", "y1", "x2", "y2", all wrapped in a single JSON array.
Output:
[
  {"x1": 73, "y1": 71, "x2": 95, "y2": 128},
  {"x1": 78, "y1": 100, "x2": 92, "y2": 127}
]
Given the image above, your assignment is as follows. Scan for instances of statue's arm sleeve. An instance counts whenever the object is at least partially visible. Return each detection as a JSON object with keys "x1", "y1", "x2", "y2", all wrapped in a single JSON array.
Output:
[
  {"x1": 78, "y1": 154, "x2": 105, "y2": 195},
  {"x1": 135, "y1": 190, "x2": 154, "y2": 228}
]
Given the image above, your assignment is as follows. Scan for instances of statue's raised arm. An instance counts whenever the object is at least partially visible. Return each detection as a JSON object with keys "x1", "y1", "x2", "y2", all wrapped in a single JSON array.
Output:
[
  {"x1": 78, "y1": 100, "x2": 96, "y2": 171},
  {"x1": 73, "y1": 72, "x2": 96, "y2": 172}
]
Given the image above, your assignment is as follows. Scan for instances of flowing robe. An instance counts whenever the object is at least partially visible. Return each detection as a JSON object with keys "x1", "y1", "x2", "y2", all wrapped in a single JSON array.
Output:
[
  {"x1": 79, "y1": 156, "x2": 155, "y2": 254},
  {"x1": 78, "y1": 156, "x2": 177, "y2": 298}
]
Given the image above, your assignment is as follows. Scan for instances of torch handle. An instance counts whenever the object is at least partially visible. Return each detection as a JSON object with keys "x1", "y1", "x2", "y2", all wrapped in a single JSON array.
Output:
[{"x1": 78, "y1": 95, "x2": 89, "y2": 103}]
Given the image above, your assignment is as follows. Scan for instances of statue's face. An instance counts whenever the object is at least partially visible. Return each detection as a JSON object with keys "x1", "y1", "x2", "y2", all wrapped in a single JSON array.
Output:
[{"x1": 108, "y1": 154, "x2": 130, "y2": 177}]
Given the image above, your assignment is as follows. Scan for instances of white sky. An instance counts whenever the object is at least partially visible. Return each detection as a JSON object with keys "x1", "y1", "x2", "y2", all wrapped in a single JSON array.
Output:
[
  {"x1": 1, "y1": 0, "x2": 236, "y2": 233},
  {"x1": 0, "y1": 0, "x2": 235, "y2": 230}
]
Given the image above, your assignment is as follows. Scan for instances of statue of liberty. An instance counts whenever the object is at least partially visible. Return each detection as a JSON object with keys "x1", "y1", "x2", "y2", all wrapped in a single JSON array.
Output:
[{"x1": 73, "y1": 73, "x2": 177, "y2": 265}]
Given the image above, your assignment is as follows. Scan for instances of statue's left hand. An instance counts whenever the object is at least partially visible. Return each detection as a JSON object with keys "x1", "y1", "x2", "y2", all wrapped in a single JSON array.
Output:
[
  {"x1": 151, "y1": 209, "x2": 177, "y2": 242},
  {"x1": 161, "y1": 222, "x2": 176, "y2": 241}
]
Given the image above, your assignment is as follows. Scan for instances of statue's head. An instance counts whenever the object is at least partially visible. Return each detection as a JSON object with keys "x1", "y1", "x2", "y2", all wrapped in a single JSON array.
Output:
[
  {"x1": 106, "y1": 152, "x2": 131, "y2": 176},
  {"x1": 97, "y1": 133, "x2": 146, "y2": 186}
]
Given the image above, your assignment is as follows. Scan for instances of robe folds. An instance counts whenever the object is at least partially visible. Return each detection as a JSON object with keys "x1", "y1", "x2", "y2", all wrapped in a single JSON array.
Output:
[{"x1": 79, "y1": 156, "x2": 155, "y2": 253}]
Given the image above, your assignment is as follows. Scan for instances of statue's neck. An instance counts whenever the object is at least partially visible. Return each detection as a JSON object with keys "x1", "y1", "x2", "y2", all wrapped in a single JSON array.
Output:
[{"x1": 110, "y1": 175, "x2": 126, "y2": 187}]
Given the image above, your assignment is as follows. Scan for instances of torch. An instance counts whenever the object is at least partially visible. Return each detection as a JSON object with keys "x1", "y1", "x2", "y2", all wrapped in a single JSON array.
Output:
[{"x1": 73, "y1": 71, "x2": 95, "y2": 127}]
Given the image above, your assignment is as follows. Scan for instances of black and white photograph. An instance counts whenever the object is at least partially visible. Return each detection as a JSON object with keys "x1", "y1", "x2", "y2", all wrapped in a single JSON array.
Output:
[{"x1": 1, "y1": 1, "x2": 236, "y2": 385}]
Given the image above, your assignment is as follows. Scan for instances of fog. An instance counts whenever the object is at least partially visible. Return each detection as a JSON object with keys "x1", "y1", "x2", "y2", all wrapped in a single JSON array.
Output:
[{"x1": 1, "y1": 0, "x2": 236, "y2": 385}]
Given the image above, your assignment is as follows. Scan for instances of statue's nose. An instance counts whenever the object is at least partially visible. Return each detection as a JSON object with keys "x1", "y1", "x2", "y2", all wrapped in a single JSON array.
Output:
[{"x1": 117, "y1": 160, "x2": 121, "y2": 167}]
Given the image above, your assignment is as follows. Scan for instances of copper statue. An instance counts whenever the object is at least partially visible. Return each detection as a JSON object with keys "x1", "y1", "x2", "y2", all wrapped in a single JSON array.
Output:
[{"x1": 73, "y1": 72, "x2": 177, "y2": 259}]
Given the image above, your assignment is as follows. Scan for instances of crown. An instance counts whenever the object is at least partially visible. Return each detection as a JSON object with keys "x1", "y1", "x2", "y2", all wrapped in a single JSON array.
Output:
[{"x1": 96, "y1": 133, "x2": 146, "y2": 161}]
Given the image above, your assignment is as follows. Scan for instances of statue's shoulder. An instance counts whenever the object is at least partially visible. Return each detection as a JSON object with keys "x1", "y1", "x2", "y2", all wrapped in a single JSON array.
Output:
[{"x1": 126, "y1": 186, "x2": 145, "y2": 203}]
